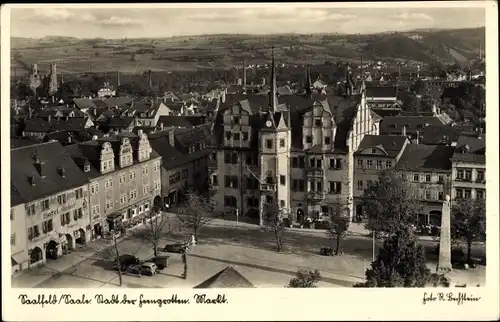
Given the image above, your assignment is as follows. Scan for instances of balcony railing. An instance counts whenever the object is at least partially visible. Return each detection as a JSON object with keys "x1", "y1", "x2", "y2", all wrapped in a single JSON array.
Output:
[
  {"x1": 306, "y1": 169, "x2": 324, "y2": 177},
  {"x1": 308, "y1": 191, "x2": 326, "y2": 200},
  {"x1": 260, "y1": 184, "x2": 277, "y2": 192}
]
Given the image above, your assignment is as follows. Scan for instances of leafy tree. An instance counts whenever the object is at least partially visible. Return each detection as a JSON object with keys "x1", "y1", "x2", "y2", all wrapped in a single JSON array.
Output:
[
  {"x1": 131, "y1": 206, "x2": 172, "y2": 257},
  {"x1": 402, "y1": 93, "x2": 421, "y2": 112},
  {"x1": 326, "y1": 203, "x2": 350, "y2": 255},
  {"x1": 176, "y1": 191, "x2": 215, "y2": 242},
  {"x1": 288, "y1": 269, "x2": 321, "y2": 288},
  {"x1": 354, "y1": 228, "x2": 431, "y2": 287},
  {"x1": 261, "y1": 202, "x2": 287, "y2": 252},
  {"x1": 361, "y1": 170, "x2": 422, "y2": 237},
  {"x1": 451, "y1": 198, "x2": 486, "y2": 264},
  {"x1": 412, "y1": 79, "x2": 428, "y2": 95}
]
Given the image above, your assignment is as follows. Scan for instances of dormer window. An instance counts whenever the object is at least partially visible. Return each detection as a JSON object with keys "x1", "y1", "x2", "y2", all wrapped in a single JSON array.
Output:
[
  {"x1": 371, "y1": 148, "x2": 377, "y2": 154},
  {"x1": 84, "y1": 165, "x2": 90, "y2": 172}
]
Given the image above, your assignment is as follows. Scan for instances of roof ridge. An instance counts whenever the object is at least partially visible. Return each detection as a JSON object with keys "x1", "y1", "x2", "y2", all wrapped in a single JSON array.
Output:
[{"x1": 11, "y1": 140, "x2": 57, "y2": 151}]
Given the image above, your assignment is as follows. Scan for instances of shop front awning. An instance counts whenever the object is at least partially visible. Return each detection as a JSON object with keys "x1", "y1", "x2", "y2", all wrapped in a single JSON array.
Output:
[{"x1": 12, "y1": 252, "x2": 29, "y2": 266}]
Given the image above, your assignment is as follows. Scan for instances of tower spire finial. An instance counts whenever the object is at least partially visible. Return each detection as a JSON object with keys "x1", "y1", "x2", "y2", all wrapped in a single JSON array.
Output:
[{"x1": 269, "y1": 46, "x2": 277, "y2": 113}]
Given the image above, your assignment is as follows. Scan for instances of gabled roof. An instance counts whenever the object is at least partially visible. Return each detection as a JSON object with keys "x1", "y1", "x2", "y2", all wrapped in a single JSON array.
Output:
[
  {"x1": 108, "y1": 116, "x2": 136, "y2": 128},
  {"x1": 381, "y1": 115, "x2": 449, "y2": 133},
  {"x1": 395, "y1": 144, "x2": 454, "y2": 171},
  {"x1": 194, "y1": 266, "x2": 254, "y2": 288},
  {"x1": 451, "y1": 134, "x2": 485, "y2": 163},
  {"x1": 354, "y1": 135, "x2": 408, "y2": 158},
  {"x1": 157, "y1": 116, "x2": 205, "y2": 128},
  {"x1": 418, "y1": 125, "x2": 477, "y2": 145},
  {"x1": 73, "y1": 98, "x2": 97, "y2": 110},
  {"x1": 11, "y1": 141, "x2": 89, "y2": 203}
]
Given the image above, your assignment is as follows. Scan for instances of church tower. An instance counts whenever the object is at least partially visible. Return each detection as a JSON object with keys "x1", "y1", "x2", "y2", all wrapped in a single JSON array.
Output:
[
  {"x1": 258, "y1": 47, "x2": 291, "y2": 225},
  {"x1": 29, "y1": 64, "x2": 42, "y2": 94},
  {"x1": 48, "y1": 63, "x2": 58, "y2": 96},
  {"x1": 304, "y1": 64, "x2": 313, "y2": 97}
]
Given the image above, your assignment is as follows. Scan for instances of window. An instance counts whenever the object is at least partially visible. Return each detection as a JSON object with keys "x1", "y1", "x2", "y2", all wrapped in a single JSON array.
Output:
[
  {"x1": 280, "y1": 200, "x2": 286, "y2": 208},
  {"x1": 366, "y1": 160, "x2": 373, "y2": 169},
  {"x1": 315, "y1": 119, "x2": 322, "y2": 127},
  {"x1": 371, "y1": 148, "x2": 377, "y2": 154},
  {"x1": 366, "y1": 180, "x2": 373, "y2": 188},
  {"x1": 456, "y1": 170, "x2": 464, "y2": 180},
  {"x1": 92, "y1": 206, "x2": 100, "y2": 216},
  {"x1": 456, "y1": 189, "x2": 464, "y2": 199},
  {"x1": 182, "y1": 169, "x2": 188, "y2": 179},
  {"x1": 329, "y1": 158, "x2": 341, "y2": 169},
  {"x1": 247, "y1": 197, "x2": 259, "y2": 208},
  {"x1": 105, "y1": 199, "x2": 114, "y2": 211},
  {"x1": 84, "y1": 165, "x2": 90, "y2": 172},
  {"x1": 438, "y1": 192, "x2": 444, "y2": 200},
  {"x1": 316, "y1": 181, "x2": 323, "y2": 191},
  {"x1": 464, "y1": 189, "x2": 471, "y2": 199},
  {"x1": 130, "y1": 190, "x2": 137, "y2": 200},
  {"x1": 316, "y1": 159, "x2": 323, "y2": 168},
  {"x1": 233, "y1": 117, "x2": 240, "y2": 124},
  {"x1": 476, "y1": 190, "x2": 485, "y2": 200},
  {"x1": 233, "y1": 133, "x2": 240, "y2": 140},
  {"x1": 425, "y1": 191, "x2": 431, "y2": 200},
  {"x1": 266, "y1": 139, "x2": 273, "y2": 149},
  {"x1": 212, "y1": 175, "x2": 218, "y2": 186},
  {"x1": 246, "y1": 177, "x2": 259, "y2": 190},
  {"x1": 292, "y1": 157, "x2": 298, "y2": 168},
  {"x1": 75, "y1": 188, "x2": 84, "y2": 199},
  {"x1": 26, "y1": 204, "x2": 35, "y2": 216},
  {"x1": 225, "y1": 131, "x2": 231, "y2": 140},
  {"x1": 329, "y1": 181, "x2": 342, "y2": 194},
  {"x1": 298, "y1": 157, "x2": 305, "y2": 168},
  {"x1": 11, "y1": 234, "x2": 15, "y2": 246},
  {"x1": 142, "y1": 166, "x2": 149, "y2": 175},
  {"x1": 465, "y1": 170, "x2": 472, "y2": 181},
  {"x1": 143, "y1": 186, "x2": 149, "y2": 195},
  {"x1": 120, "y1": 194, "x2": 127, "y2": 204},
  {"x1": 60, "y1": 212, "x2": 71, "y2": 226},
  {"x1": 28, "y1": 225, "x2": 40, "y2": 240},
  {"x1": 57, "y1": 194, "x2": 66, "y2": 205},
  {"x1": 438, "y1": 174, "x2": 444, "y2": 183},
  {"x1": 224, "y1": 196, "x2": 237, "y2": 208},
  {"x1": 129, "y1": 171, "x2": 136, "y2": 180},
  {"x1": 324, "y1": 137, "x2": 331, "y2": 145},
  {"x1": 476, "y1": 170, "x2": 485, "y2": 182},
  {"x1": 41, "y1": 199, "x2": 50, "y2": 211},
  {"x1": 280, "y1": 175, "x2": 286, "y2": 185},
  {"x1": 413, "y1": 174, "x2": 420, "y2": 182},
  {"x1": 305, "y1": 136, "x2": 312, "y2": 144},
  {"x1": 425, "y1": 174, "x2": 431, "y2": 182},
  {"x1": 357, "y1": 159, "x2": 363, "y2": 169},
  {"x1": 357, "y1": 180, "x2": 363, "y2": 190},
  {"x1": 385, "y1": 161, "x2": 392, "y2": 169},
  {"x1": 224, "y1": 176, "x2": 239, "y2": 188},
  {"x1": 224, "y1": 152, "x2": 238, "y2": 164},
  {"x1": 144, "y1": 203, "x2": 149, "y2": 211},
  {"x1": 280, "y1": 139, "x2": 285, "y2": 148},
  {"x1": 41, "y1": 219, "x2": 53, "y2": 233},
  {"x1": 155, "y1": 181, "x2": 161, "y2": 190},
  {"x1": 242, "y1": 132, "x2": 249, "y2": 141},
  {"x1": 376, "y1": 160, "x2": 382, "y2": 170}
]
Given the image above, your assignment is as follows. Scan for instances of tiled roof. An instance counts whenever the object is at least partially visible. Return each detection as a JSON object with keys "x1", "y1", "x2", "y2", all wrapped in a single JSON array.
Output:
[
  {"x1": 11, "y1": 138, "x2": 41, "y2": 149},
  {"x1": 101, "y1": 96, "x2": 133, "y2": 108},
  {"x1": 451, "y1": 134, "x2": 485, "y2": 163},
  {"x1": 108, "y1": 116, "x2": 136, "y2": 128},
  {"x1": 194, "y1": 266, "x2": 254, "y2": 288},
  {"x1": 73, "y1": 98, "x2": 97, "y2": 110},
  {"x1": 23, "y1": 117, "x2": 88, "y2": 133},
  {"x1": 157, "y1": 116, "x2": 205, "y2": 128},
  {"x1": 11, "y1": 141, "x2": 89, "y2": 203},
  {"x1": 365, "y1": 86, "x2": 397, "y2": 98},
  {"x1": 418, "y1": 125, "x2": 477, "y2": 145},
  {"x1": 355, "y1": 135, "x2": 408, "y2": 158},
  {"x1": 11, "y1": 184, "x2": 26, "y2": 207},
  {"x1": 395, "y1": 144, "x2": 454, "y2": 171},
  {"x1": 380, "y1": 115, "x2": 449, "y2": 133}
]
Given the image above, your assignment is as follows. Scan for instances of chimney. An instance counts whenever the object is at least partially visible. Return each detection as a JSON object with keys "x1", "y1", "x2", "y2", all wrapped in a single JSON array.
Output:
[
  {"x1": 58, "y1": 167, "x2": 66, "y2": 178},
  {"x1": 47, "y1": 115, "x2": 51, "y2": 123},
  {"x1": 402, "y1": 126, "x2": 407, "y2": 137},
  {"x1": 29, "y1": 175, "x2": 36, "y2": 186},
  {"x1": 168, "y1": 128, "x2": 175, "y2": 147},
  {"x1": 137, "y1": 129, "x2": 143, "y2": 137},
  {"x1": 28, "y1": 107, "x2": 33, "y2": 119},
  {"x1": 92, "y1": 135, "x2": 98, "y2": 141},
  {"x1": 243, "y1": 59, "x2": 247, "y2": 88},
  {"x1": 34, "y1": 160, "x2": 46, "y2": 178},
  {"x1": 415, "y1": 130, "x2": 420, "y2": 145},
  {"x1": 159, "y1": 122, "x2": 164, "y2": 131},
  {"x1": 221, "y1": 91, "x2": 226, "y2": 103},
  {"x1": 68, "y1": 136, "x2": 72, "y2": 144}
]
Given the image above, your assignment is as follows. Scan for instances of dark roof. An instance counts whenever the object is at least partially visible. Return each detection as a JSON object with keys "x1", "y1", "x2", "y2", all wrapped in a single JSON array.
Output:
[
  {"x1": 101, "y1": 96, "x2": 133, "y2": 108},
  {"x1": 418, "y1": 125, "x2": 477, "y2": 145},
  {"x1": 73, "y1": 98, "x2": 97, "y2": 110},
  {"x1": 157, "y1": 115, "x2": 205, "y2": 128},
  {"x1": 365, "y1": 86, "x2": 397, "y2": 98},
  {"x1": 11, "y1": 141, "x2": 89, "y2": 203},
  {"x1": 108, "y1": 116, "x2": 135, "y2": 128},
  {"x1": 23, "y1": 117, "x2": 88, "y2": 133},
  {"x1": 381, "y1": 115, "x2": 449, "y2": 133},
  {"x1": 11, "y1": 138, "x2": 40, "y2": 149},
  {"x1": 395, "y1": 144, "x2": 454, "y2": 171},
  {"x1": 194, "y1": 266, "x2": 254, "y2": 288},
  {"x1": 451, "y1": 134, "x2": 485, "y2": 163},
  {"x1": 354, "y1": 135, "x2": 408, "y2": 158},
  {"x1": 11, "y1": 184, "x2": 26, "y2": 206}
]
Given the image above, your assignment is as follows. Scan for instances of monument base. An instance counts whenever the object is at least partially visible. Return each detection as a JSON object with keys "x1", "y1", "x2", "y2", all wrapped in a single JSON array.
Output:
[{"x1": 436, "y1": 266, "x2": 452, "y2": 273}]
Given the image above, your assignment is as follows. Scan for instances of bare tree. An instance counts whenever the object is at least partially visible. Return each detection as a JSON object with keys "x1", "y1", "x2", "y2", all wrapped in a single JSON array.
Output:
[
  {"x1": 176, "y1": 191, "x2": 215, "y2": 242},
  {"x1": 326, "y1": 203, "x2": 350, "y2": 256},
  {"x1": 132, "y1": 206, "x2": 172, "y2": 257},
  {"x1": 261, "y1": 202, "x2": 287, "y2": 252}
]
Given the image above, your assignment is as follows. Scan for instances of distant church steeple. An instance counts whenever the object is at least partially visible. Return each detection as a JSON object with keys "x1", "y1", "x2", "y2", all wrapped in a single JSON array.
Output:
[
  {"x1": 269, "y1": 46, "x2": 277, "y2": 113},
  {"x1": 304, "y1": 64, "x2": 312, "y2": 97}
]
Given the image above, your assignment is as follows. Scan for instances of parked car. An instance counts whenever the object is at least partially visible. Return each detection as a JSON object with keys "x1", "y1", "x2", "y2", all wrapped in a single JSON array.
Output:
[
  {"x1": 115, "y1": 254, "x2": 140, "y2": 271},
  {"x1": 164, "y1": 243, "x2": 188, "y2": 254},
  {"x1": 141, "y1": 262, "x2": 159, "y2": 276},
  {"x1": 125, "y1": 264, "x2": 142, "y2": 277}
]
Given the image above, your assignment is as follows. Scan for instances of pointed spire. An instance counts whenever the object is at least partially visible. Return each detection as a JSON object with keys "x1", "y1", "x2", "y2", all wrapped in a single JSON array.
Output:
[
  {"x1": 117, "y1": 70, "x2": 120, "y2": 87},
  {"x1": 269, "y1": 46, "x2": 277, "y2": 113}
]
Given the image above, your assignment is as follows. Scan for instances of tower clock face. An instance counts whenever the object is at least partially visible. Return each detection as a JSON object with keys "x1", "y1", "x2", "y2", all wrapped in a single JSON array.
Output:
[{"x1": 266, "y1": 120, "x2": 272, "y2": 127}]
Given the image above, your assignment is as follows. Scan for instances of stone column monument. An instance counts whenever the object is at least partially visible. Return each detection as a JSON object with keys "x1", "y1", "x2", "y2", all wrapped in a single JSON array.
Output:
[{"x1": 436, "y1": 195, "x2": 453, "y2": 272}]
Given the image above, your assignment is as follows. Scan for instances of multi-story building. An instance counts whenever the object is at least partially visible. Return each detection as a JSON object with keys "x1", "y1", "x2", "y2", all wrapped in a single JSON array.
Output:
[
  {"x1": 450, "y1": 133, "x2": 486, "y2": 201},
  {"x1": 11, "y1": 141, "x2": 90, "y2": 271},
  {"x1": 11, "y1": 186, "x2": 28, "y2": 275},
  {"x1": 65, "y1": 130, "x2": 162, "y2": 238},
  {"x1": 395, "y1": 144, "x2": 455, "y2": 226},
  {"x1": 211, "y1": 54, "x2": 380, "y2": 224},
  {"x1": 353, "y1": 135, "x2": 409, "y2": 220},
  {"x1": 148, "y1": 125, "x2": 211, "y2": 207},
  {"x1": 365, "y1": 86, "x2": 397, "y2": 109}
]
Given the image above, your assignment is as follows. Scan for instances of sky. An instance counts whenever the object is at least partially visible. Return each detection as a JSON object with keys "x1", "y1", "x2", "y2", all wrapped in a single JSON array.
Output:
[{"x1": 8, "y1": 4, "x2": 486, "y2": 38}]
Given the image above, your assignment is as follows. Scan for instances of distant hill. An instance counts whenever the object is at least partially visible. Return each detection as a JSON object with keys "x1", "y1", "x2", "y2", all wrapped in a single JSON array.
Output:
[{"x1": 10, "y1": 27, "x2": 485, "y2": 74}]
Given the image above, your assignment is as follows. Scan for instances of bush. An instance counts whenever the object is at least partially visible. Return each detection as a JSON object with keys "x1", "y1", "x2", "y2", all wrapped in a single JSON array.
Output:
[{"x1": 288, "y1": 269, "x2": 321, "y2": 288}]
